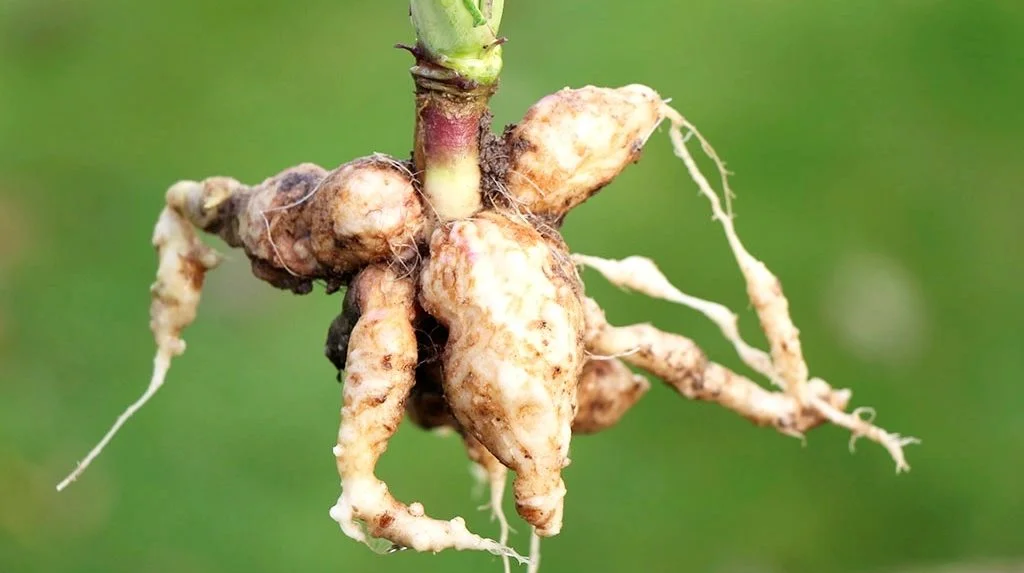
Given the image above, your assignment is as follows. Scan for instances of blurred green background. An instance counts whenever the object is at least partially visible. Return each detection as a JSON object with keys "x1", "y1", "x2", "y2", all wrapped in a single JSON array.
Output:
[{"x1": 2, "y1": 1, "x2": 1022, "y2": 572}]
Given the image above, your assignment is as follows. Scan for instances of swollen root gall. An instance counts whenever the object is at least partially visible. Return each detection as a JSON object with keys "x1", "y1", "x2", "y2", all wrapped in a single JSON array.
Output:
[
  {"x1": 572, "y1": 358, "x2": 650, "y2": 435},
  {"x1": 310, "y1": 157, "x2": 426, "y2": 275},
  {"x1": 57, "y1": 59, "x2": 915, "y2": 569},
  {"x1": 420, "y1": 211, "x2": 585, "y2": 537},
  {"x1": 503, "y1": 84, "x2": 662, "y2": 218}
]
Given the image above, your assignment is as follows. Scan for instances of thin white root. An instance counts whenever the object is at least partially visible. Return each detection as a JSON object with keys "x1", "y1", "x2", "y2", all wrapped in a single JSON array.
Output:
[
  {"x1": 56, "y1": 205, "x2": 220, "y2": 491},
  {"x1": 466, "y1": 437, "x2": 513, "y2": 573},
  {"x1": 527, "y1": 529, "x2": 542, "y2": 573},
  {"x1": 573, "y1": 254, "x2": 779, "y2": 385},
  {"x1": 490, "y1": 471, "x2": 512, "y2": 573},
  {"x1": 55, "y1": 351, "x2": 171, "y2": 491},
  {"x1": 644, "y1": 102, "x2": 918, "y2": 470},
  {"x1": 661, "y1": 103, "x2": 810, "y2": 405},
  {"x1": 808, "y1": 389, "x2": 920, "y2": 473}
]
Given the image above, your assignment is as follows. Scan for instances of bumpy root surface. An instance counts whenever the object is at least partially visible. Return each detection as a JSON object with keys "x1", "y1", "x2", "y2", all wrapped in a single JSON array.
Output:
[
  {"x1": 661, "y1": 105, "x2": 811, "y2": 404},
  {"x1": 58, "y1": 73, "x2": 916, "y2": 573},
  {"x1": 577, "y1": 253, "x2": 918, "y2": 467},
  {"x1": 496, "y1": 85, "x2": 663, "y2": 221},
  {"x1": 56, "y1": 202, "x2": 221, "y2": 491},
  {"x1": 572, "y1": 358, "x2": 650, "y2": 434},
  {"x1": 582, "y1": 298, "x2": 851, "y2": 436},
  {"x1": 419, "y1": 211, "x2": 586, "y2": 537},
  {"x1": 330, "y1": 265, "x2": 523, "y2": 560},
  {"x1": 500, "y1": 83, "x2": 916, "y2": 469},
  {"x1": 167, "y1": 154, "x2": 424, "y2": 294},
  {"x1": 570, "y1": 101, "x2": 917, "y2": 470}
]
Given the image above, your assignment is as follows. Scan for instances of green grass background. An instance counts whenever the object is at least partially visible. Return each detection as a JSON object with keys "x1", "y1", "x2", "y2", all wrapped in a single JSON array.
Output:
[{"x1": 2, "y1": 1, "x2": 1022, "y2": 572}]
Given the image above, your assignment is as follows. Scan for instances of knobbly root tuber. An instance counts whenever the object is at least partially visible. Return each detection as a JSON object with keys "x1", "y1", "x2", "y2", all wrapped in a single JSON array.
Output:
[
  {"x1": 308, "y1": 157, "x2": 426, "y2": 278},
  {"x1": 56, "y1": 201, "x2": 221, "y2": 491},
  {"x1": 330, "y1": 265, "x2": 523, "y2": 560},
  {"x1": 496, "y1": 85, "x2": 663, "y2": 220},
  {"x1": 420, "y1": 211, "x2": 586, "y2": 537},
  {"x1": 167, "y1": 155, "x2": 425, "y2": 294},
  {"x1": 57, "y1": 23, "x2": 918, "y2": 566}
]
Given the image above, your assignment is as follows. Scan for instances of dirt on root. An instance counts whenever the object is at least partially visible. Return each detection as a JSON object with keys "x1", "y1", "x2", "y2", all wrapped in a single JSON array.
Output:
[
  {"x1": 478, "y1": 112, "x2": 569, "y2": 237},
  {"x1": 478, "y1": 110, "x2": 513, "y2": 205}
]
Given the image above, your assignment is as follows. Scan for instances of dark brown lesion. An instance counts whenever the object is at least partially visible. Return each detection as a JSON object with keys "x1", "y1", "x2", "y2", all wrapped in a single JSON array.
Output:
[
  {"x1": 249, "y1": 258, "x2": 315, "y2": 294},
  {"x1": 406, "y1": 361, "x2": 459, "y2": 431},
  {"x1": 325, "y1": 286, "x2": 362, "y2": 375},
  {"x1": 178, "y1": 252, "x2": 210, "y2": 292},
  {"x1": 248, "y1": 165, "x2": 326, "y2": 273},
  {"x1": 325, "y1": 284, "x2": 462, "y2": 434},
  {"x1": 481, "y1": 128, "x2": 567, "y2": 233}
]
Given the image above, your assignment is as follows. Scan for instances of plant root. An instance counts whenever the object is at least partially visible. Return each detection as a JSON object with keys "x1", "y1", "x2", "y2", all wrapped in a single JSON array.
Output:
[
  {"x1": 660, "y1": 103, "x2": 811, "y2": 404},
  {"x1": 496, "y1": 85, "x2": 663, "y2": 220},
  {"x1": 527, "y1": 528, "x2": 542, "y2": 573},
  {"x1": 56, "y1": 71, "x2": 919, "y2": 573},
  {"x1": 167, "y1": 155, "x2": 425, "y2": 294},
  {"x1": 419, "y1": 211, "x2": 586, "y2": 537},
  {"x1": 574, "y1": 254, "x2": 778, "y2": 385},
  {"x1": 582, "y1": 297, "x2": 852, "y2": 437},
  {"x1": 464, "y1": 435, "x2": 513, "y2": 573},
  {"x1": 568, "y1": 100, "x2": 919, "y2": 470},
  {"x1": 330, "y1": 265, "x2": 522, "y2": 560},
  {"x1": 55, "y1": 200, "x2": 222, "y2": 491},
  {"x1": 572, "y1": 358, "x2": 650, "y2": 434}
]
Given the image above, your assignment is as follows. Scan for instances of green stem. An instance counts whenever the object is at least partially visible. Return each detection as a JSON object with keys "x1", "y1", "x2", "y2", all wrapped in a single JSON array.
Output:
[
  {"x1": 410, "y1": 0, "x2": 505, "y2": 85},
  {"x1": 407, "y1": 0, "x2": 505, "y2": 222}
]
